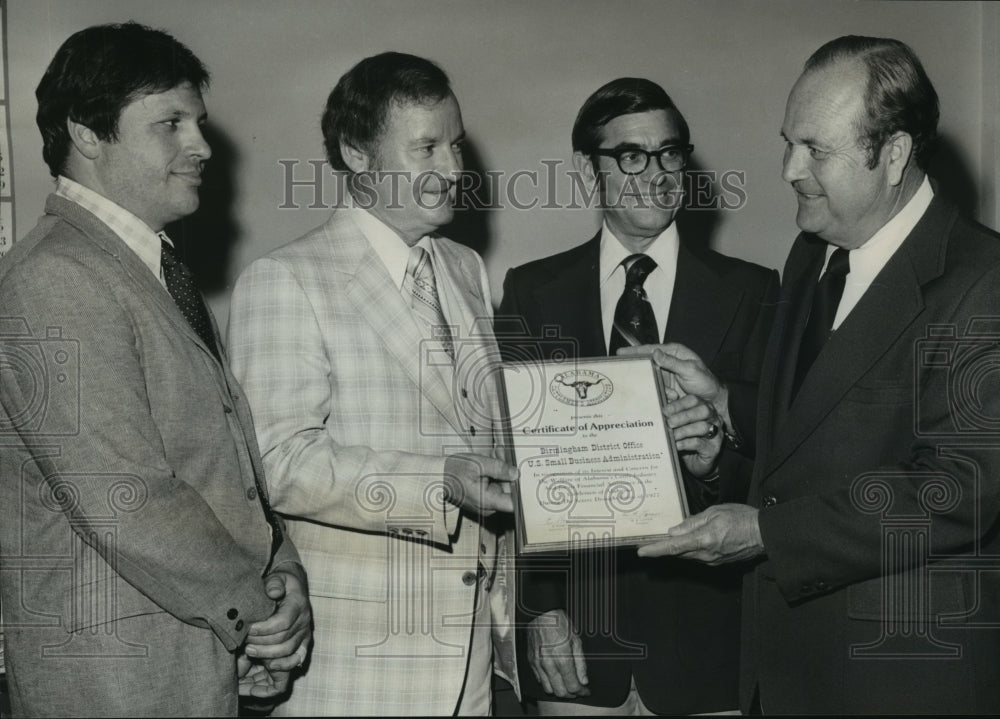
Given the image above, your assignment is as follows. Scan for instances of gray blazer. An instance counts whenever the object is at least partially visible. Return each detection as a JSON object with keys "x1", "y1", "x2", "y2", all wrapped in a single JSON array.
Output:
[{"x1": 0, "y1": 195, "x2": 300, "y2": 716}]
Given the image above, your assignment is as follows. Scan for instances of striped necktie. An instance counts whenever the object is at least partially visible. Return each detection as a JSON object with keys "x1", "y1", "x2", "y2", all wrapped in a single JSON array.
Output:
[{"x1": 404, "y1": 244, "x2": 455, "y2": 361}]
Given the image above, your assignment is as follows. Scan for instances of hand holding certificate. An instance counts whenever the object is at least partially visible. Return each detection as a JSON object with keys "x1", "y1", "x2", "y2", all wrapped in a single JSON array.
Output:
[{"x1": 499, "y1": 355, "x2": 689, "y2": 554}]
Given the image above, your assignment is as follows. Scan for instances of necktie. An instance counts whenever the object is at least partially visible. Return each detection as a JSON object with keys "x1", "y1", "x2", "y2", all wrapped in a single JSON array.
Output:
[
  {"x1": 792, "y1": 247, "x2": 851, "y2": 399},
  {"x1": 608, "y1": 254, "x2": 659, "y2": 355},
  {"x1": 160, "y1": 237, "x2": 220, "y2": 360},
  {"x1": 404, "y1": 245, "x2": 455, "y2": 361}
]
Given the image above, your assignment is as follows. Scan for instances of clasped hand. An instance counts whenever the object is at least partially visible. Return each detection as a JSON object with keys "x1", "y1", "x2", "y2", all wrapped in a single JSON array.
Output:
[{"x1": 238, "y1": 567, "x2": 313, "y2": 698}]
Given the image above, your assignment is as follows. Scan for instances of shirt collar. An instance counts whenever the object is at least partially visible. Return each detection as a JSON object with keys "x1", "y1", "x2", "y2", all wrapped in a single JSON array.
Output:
[
  {"x1": 829, "y1": 175, "x2": 933, "y2": 277},
  {"x1": 55, "y1": 175, "x2": 165, "y2": 280},
  {"x1": 349, "y1": 204, "x2": 431, "y2": 290},
  {"x1": 599, "y1": 219, "x2": 679, "y2": 285}
]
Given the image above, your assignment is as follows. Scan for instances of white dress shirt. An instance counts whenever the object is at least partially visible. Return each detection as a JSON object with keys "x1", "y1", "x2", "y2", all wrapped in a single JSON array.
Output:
[
  {"x1": 831, "y1": 176, "x2": 933, "y2": 329},
  {"x1": 55, "y1": 175, "x2": 169, "y2": 287},
  {"x1": 599, "y1": 220, "x2": 680, "y2": 351},
  {"x1": 350, "y1": 204, "x2": 437, "y2": 295}
]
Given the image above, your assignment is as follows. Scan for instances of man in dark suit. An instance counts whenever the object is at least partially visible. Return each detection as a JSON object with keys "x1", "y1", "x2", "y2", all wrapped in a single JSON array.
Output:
[
  {"x1": 639, "y1": 36, "x2": 1000, "y2": 714},
  {"x1": 0, "y1": 23, "x2": 310, "y2": 716},
  {"x1": 497, "y1": 78, "x2": 778, "y2": 715}
]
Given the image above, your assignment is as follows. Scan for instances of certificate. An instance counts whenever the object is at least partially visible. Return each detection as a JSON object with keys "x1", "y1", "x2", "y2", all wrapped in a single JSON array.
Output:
[{"x1": 499, "y1": 355, "x2": 688, "y2": 554}]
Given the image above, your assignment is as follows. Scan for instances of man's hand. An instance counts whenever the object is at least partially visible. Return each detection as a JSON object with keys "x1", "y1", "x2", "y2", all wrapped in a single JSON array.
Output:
[
  {"x1": 526, "y1": 609, "x2": 590, "y2": 699},
  {"x1": 637, "y1": 503, "x2": 764, "y2": 564},
  {"x1": 664, "y1": 393, "x2": 723, "y2": 477},
  {"x1": 619, "y1": 343, "x2": 732, "y2": 429},
  {"x1": 443, "y1": 454, "x2": 517, "y2": 515},
  {"x1": 237, "y1": 652, "x2": 290, "y2": 699},
  {"x1": 245, "y1": 568, "x2": 312, "y2": 671}
]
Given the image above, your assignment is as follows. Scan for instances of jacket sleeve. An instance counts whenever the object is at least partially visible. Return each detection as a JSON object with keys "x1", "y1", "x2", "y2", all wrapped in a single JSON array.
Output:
[
  {"x1": 0, "y1": 253, "x2": 275, "y2": 651},
  {"x1": 226, "y1": 257, "x2": 459, "y2": 545}
]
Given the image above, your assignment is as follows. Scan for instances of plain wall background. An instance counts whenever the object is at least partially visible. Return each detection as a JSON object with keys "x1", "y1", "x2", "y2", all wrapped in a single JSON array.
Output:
[{"x1": 7, "y1": 0, "x2": 999, "y2": 329}]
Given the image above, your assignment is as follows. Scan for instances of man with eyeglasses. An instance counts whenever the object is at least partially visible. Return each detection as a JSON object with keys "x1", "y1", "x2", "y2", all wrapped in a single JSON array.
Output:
[{"x1": 496, "y1": 78, "x2": 778, "y2": 715}]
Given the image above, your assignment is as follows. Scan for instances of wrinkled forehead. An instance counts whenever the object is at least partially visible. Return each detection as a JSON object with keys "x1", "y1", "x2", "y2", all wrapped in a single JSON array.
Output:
[{"x1": 784, "y1": 63, "x2": 867, "y2": 139}]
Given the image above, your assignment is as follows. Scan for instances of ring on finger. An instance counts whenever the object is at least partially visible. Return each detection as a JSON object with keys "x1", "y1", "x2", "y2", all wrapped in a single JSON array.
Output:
[{"x1": 704, "y1": 422, "x2": 719, "y2": 440}]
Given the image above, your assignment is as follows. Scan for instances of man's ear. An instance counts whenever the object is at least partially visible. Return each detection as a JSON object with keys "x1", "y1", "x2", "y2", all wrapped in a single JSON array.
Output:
[
  {"x1": 340, "y1": 140, "x2": 371, "y2": 174},
  {"x1": 883, "y1": 132, "x2": 913, "y2": 186},
  {"x1": 572, "y1": 151, "x2": 598, "y2": 187},
  {"x1": 67, "y1": 118, "x2": 101, "y2": 160}
]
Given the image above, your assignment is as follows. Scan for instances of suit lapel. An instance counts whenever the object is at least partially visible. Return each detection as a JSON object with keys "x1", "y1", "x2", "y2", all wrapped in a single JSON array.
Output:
[
  {"x1": 760, "y1": 236, "x2": 826, "y2": 455},
  {"x1": 663, "y1": 243, "x2": 742, "y2": 363},
  {"x1": 334, "y1": 213, "x2": 464, "y2": 437},
  {"x1": 763, "y1": 198, "x2": 953, "y2": 475},
  {"x1": 532, "y1": 234, "x2": 605, "y2": 356},
  {"x1": 433, "y1": 238, "x2": 506, "y2": 433},
  {"x1": 45, "y1": 195, "x2": 224, "y2": 368}
]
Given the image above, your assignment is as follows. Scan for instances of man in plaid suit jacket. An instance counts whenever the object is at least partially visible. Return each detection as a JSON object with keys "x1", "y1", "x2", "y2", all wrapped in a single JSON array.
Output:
[{"x1": 228, "y1": 52, "x2": 518, "y2": 715}]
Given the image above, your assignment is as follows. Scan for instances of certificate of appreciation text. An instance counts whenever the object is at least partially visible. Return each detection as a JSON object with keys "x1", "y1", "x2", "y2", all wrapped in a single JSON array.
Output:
[{"x1": 499, "y1": 355, "x2": 688, "y2": 554}]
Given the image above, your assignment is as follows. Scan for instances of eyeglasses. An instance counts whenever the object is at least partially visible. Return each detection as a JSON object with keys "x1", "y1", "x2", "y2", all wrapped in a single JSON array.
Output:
[{"x1": 592, "y1": 144, "x2": 694, "y2": 175}]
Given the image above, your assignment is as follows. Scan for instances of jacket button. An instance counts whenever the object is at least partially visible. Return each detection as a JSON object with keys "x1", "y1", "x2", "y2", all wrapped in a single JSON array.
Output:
[
  {"x1": 469, "y1": 426, "x2": 477, "y2": 436},
  {"x1": 462, "y1": 571, "x2": 477, "y2": 586},
  {"x1": 246, "y1": 487, "x2": 257, "y2": 501},
  {"x1": 223, "y1": 405, "x2": 233, "y2": 414},
  {"x1": 461, "y1": 388, "x2": 469, "y2": 398},
  {"x1": 762, "y1": 494, "x2": 778, "y2": 508},
  {"x1": 816, "y1": 580, "x2": 828, "y2": 591},
  {"x1": 227, "y1": 608, "x2": 239, "y2": 620},
  {"x1": 235, "y1": 619, "x2": 245, "y2": 631}
]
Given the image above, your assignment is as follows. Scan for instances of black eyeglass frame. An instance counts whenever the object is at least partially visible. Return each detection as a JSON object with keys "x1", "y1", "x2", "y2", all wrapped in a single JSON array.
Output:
[{"x1": 592, "y1": 144, "x2": 695, "y2": 175}]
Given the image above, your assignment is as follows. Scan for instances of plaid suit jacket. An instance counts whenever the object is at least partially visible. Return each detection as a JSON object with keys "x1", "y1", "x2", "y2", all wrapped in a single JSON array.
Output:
[{"x1": 228, "y1": 209, "x2": 517, "y2": 715}]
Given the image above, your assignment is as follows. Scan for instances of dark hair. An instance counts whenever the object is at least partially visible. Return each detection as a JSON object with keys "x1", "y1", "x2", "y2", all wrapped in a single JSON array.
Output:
[
  {"x1": 35, "y1": 22, "x2": 209, "y2": 178},
  {"x1": 322, "y1": 52, "x2": 451, "y2": 172},
  {"x1": 572, "y1": 77, "x2": 689, "y2": 158},
  {"x1": 805, "y1": 35, "x2": 939, "y2": 170}
]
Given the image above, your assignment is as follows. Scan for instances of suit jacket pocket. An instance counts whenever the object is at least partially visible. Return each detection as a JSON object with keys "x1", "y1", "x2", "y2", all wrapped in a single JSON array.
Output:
[
  {"x1": 299, "y1": 545, "x2": 389, "y2": 603},
  {"x1": 63, "y1": 575, "x2": 164, "y2": 632},
  {"x1": 847, "y1": 571, "x2": 969, "y2": 623}
]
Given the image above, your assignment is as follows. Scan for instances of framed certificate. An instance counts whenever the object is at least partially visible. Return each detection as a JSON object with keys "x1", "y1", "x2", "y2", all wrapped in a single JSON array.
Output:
[{"x1": 498, "y1": 355, "x2": 688, "y2": 554}]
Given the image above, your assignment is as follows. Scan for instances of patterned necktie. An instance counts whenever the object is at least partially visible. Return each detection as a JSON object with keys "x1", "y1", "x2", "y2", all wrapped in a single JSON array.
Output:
[
  {"x1": 160, "y1": 237, "x2": 220, "y2": 360},
  {"x1": 609, "y1": 254, "x2": 659, "y2": 354},
  {"x1": 404, "y1": 245, "x2": 455, "y2": 361},
  {"x1": 792, "y1": 247, "x2": 851, "y2": 399}
]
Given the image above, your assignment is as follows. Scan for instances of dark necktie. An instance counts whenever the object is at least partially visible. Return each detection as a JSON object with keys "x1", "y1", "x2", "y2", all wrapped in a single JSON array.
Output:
[
  {"x1": 160, "y1": 237, "x2": 220, "y2": 360},
  {"x1": 609, "y1": 254, "x2": 659, "y2": 355},
  {"x1": 160, "y1": 236, "x2": 284, "y2": 559},
  {"x1": 792, "y1": 247, "x2": 851, "y2": 399}
]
